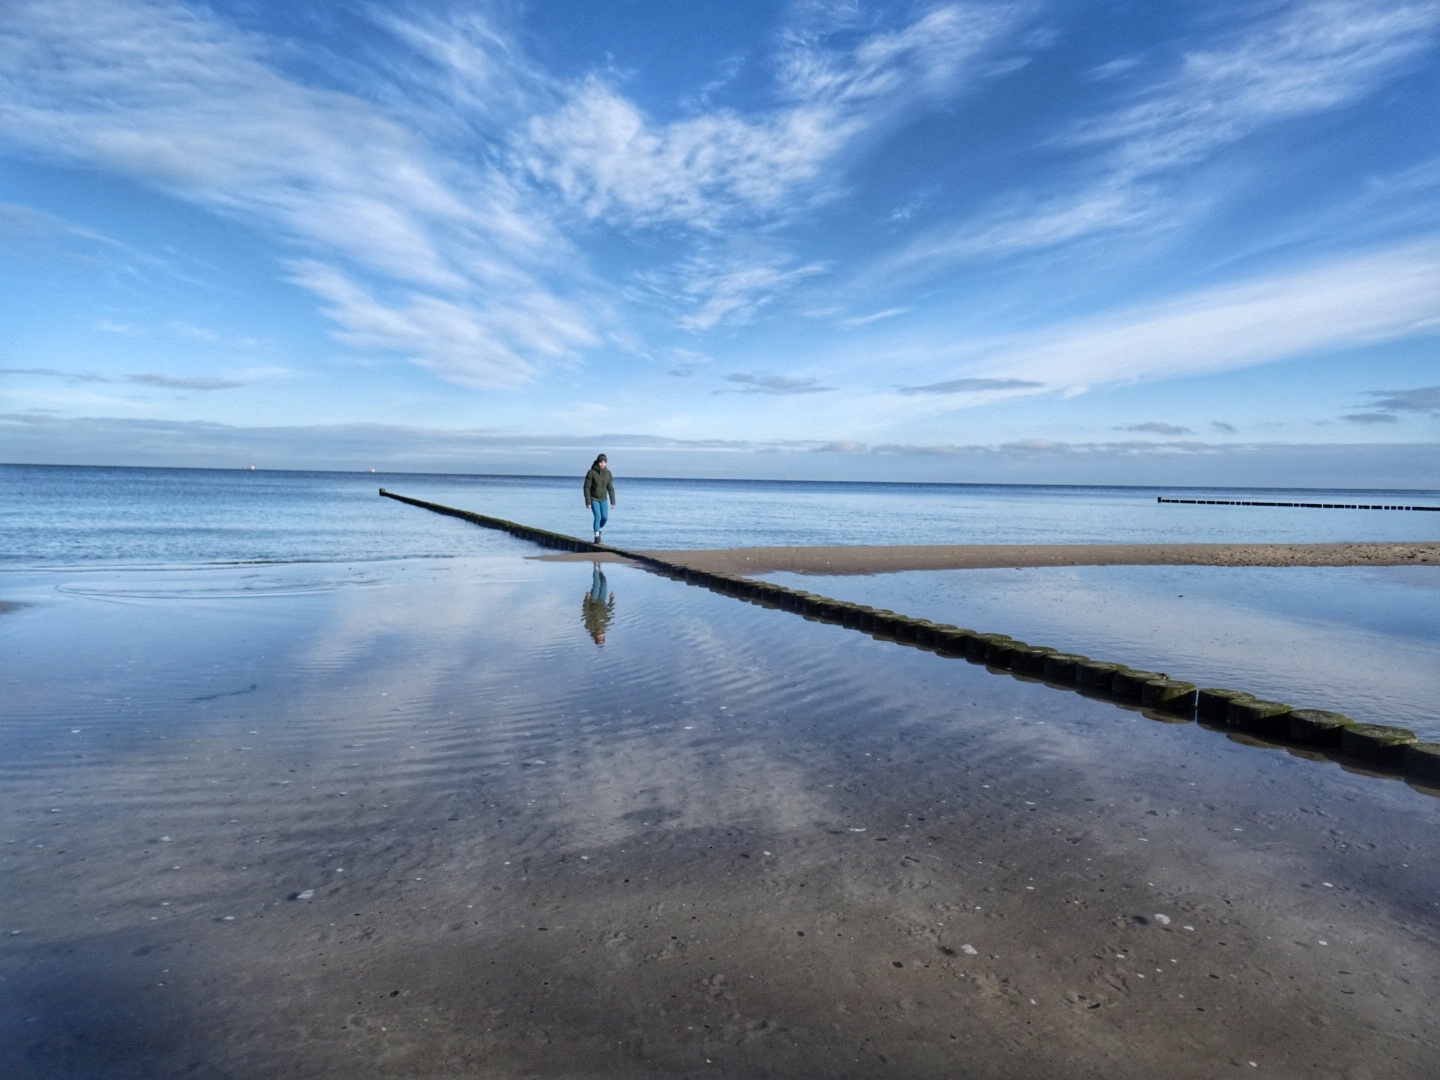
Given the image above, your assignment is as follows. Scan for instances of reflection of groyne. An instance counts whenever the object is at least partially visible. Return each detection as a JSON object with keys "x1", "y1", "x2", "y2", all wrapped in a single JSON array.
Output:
[
  {"x1": 381, "y1": 489, "x2": 1440, "y2": 791},
  {"x1": 1159, "y1": 496, "x2": 1440, "y2": 511}
]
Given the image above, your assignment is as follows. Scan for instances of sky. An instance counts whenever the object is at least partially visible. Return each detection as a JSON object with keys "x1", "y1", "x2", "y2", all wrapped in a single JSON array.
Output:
[{"x1": 2, "y1": 0, "x2": 1439, "y2": 486}]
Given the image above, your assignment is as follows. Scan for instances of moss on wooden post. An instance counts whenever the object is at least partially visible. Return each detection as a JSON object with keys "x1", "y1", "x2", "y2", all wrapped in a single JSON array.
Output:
[
  {"x1": 1075, "y1": 660, "x2": 1128, "y2": 689},
  {"x1": 1197, "y1": 688, "x2": 1255, "y2": 720},
  {"x1": 1140, "y1": 678, "x2": 1197, "y2": 714},
  {"x1": 965, "y1": 633, "x2": 1011, "y2": 658},
  {"x1": 1341, "y1": 724, "x2": 1418, "y2": 766},
  {"x1": 1013, "y1": 645, "x2": 1058, "y2": 675},
  {"x1": 1112, "y1": 669, "x2": 1165, "y2": 700},
  {"x1": 1405, "y1": 743, "x2": 1440, "y2": 781},
  {"x1": 1041, "y1": 653, "x2": 1089, "y2": 681},
  {"x1": 1287, "y1": 709, "x2": 1354, "y2": 746},
  {"x1": 1226, "y1": 699, "x2": 1292, "y2": 737}
]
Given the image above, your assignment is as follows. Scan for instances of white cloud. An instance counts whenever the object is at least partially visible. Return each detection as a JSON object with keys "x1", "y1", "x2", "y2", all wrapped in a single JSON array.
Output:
[
  {"x1": 777, "y1": 3, "x2": 1021, "y2": 104},
  {"x1": 1117, "y1": 422, "x2": 1194, "y2": 436},
  {"x1": 1084, "y1": 56, "x2": 1143, "y2": 82},
  {"x1": 842, "y1": 307, "x2": 909, "y2": 328},
  {"x1": 128, "y1": 373, "x2": 242, "y2": 390},
  {"x1": 986, "y1": 239, "x2": 1440, "y2": 388},
  {"x1": 897, "y1": 377, "x2": 1044, "y2": 395},
  {"x1": 721, "y1": 373, "x2": 834, "y2": 395},
  {"x1": 884, "y1": 181, "x2": 1162, "y2": 276},
  {"x1": 884, "y1": 0, "x2": 1440, "y2": 273},
  {"x1": 0, "y1": 1, "x2": 1034, "y2": 384},
  {"x1": 1077, "y1": 0, "x2": 1440, "y2": 177},
  {"x1": 675, "y1": 256, "x2": 828, "y2": 332},
  {"x1": 522, "y1": 3, "x2": 1028, "y2": 229},
  {"x1": 0, "y1": 0, "x2": 593, "y2": 388},
  {"x1": 288, "y1": 260, "x2": 598, "y2": 389},
  {"x1": 523, "y1": 80, "x2": 856, "y2": 229}
]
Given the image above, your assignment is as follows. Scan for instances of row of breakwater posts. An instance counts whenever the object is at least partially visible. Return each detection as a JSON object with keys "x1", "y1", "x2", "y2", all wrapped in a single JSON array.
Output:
[
  {"x1": 380, "y1": 489, "x2": 1440, "y2": 791},
  {"x1": 1158, "y1": 496, "x2": 1440, "y2": 511}
]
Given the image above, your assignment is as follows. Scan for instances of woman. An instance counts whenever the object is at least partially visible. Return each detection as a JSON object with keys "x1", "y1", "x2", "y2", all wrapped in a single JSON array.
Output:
[{"x1": 582, "y1": 453, "x2": 616, "y2": 544}]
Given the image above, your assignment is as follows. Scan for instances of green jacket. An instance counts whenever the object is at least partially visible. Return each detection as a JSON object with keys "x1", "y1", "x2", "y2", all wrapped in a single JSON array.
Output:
[{"x1": 583, "y1": 466, "x2": 616, "y2": 504}]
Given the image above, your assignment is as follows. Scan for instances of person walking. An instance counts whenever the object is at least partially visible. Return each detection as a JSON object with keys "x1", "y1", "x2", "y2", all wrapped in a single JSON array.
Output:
[{"x1": 583, "y1": 453, "x2": 616, "y2": 544}]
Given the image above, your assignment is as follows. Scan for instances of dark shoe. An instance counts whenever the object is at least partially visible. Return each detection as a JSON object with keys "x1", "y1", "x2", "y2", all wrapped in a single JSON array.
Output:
[{"x1": 594, "y1": 532, "x2": 601, "y2": 544}]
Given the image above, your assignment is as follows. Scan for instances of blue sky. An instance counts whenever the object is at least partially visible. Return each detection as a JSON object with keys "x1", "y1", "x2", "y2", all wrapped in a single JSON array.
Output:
[{"x1": 2, "y1": 0, "x2": 1438, "y2": 485}]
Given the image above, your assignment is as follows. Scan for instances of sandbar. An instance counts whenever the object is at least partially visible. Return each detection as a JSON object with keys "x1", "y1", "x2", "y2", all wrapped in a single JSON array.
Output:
[{"x1": 543, "y1": 540, "x2": 1440, "y2": 575}]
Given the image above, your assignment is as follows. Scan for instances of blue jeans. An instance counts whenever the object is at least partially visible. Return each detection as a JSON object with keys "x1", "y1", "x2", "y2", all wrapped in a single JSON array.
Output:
[{"x1": 591, "y1": 499, "x2": 609, "y2": 534}]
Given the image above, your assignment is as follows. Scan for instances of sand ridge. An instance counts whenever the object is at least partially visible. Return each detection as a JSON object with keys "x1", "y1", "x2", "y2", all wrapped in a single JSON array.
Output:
[{"x1": 541, "y1": 540, "x2": 1440, "y2": 575}]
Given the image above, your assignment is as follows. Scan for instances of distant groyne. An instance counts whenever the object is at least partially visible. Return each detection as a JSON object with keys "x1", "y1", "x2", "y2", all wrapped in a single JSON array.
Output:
[{"x1": 1159, "y1": 496, "x2": 1439, "y2": 511}]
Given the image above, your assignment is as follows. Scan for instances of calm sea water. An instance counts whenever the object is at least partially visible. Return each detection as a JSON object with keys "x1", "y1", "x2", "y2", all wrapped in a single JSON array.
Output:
[
  {"x1": 3, "y1": 464, "x2": 1437, "y2": 567},
  {"x1": 4, "y1": 464, "x2": 1436, "y2": 737}
]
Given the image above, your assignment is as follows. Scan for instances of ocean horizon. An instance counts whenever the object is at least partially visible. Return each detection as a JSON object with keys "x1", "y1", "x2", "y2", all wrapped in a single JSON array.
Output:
[{"x1": 5, "y1": 463, "x2": 1438, "y2": 568}]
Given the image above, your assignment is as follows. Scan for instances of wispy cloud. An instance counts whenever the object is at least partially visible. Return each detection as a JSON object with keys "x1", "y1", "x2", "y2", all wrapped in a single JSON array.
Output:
[
  {"x1": 524, "y1": 3, "x2": 1029, "y2": 230},
  {"x1": 842, "y1": 307, "x2": 909, "y2": 328},
  {"x1": 1117, "y1": 422, "x2": 1193, "y2": 435},
  {"x1": 886, "y1": 1, "x2": 1440, "y2": 273},
  {"x1": 4, "y1": 368, "x2": 256, "y2": 397},
  {"x1": 0, "y1": 366, "x2": 108, "y2": 384},
  {"x1": 866, "y1": 437, "x2": 1221, "y2": 456},
  {"x1": 885, "y1": 181, "x2": 1163, "y2": 274},
  {"x1": 1343, "y1": 412, "x2": 1398, "y2": 424},
  {"x1": 522, "y1": 77, "x2": 853, "y2": 229},
  {"x1": 976, "y1": 239, "x2": 1440, "y2": 389},
  {"x1": 127, "y1": 373, "x2": 243, "y2": 390},
  {"x1": 289, "y1": 260, "x2": 597, "y2": 389},
  {"x1": 0, "y1": 200, "x2": 195, "y2": 286},
  {"x1": 720, "y1": 374, "x2": 834, "y2": 395},
  {"x1": 2, "y1": 366, "x2": 242, "y2": 390},
  {"x1": 95, "y1": 320, "x2": 142, "y2": 337},
  {"x1": 1364, "y1": 385, "x2": 1440, "y2": 414},
  {"x1": 1084, "y1": 56, "x2": 1143, "y2": 83},
  {"x1": 897, "y1": 377, "x2": 1043, "y2": 395},
  {"x1": 0, "y1": 0, "x2": 595, "y2": 388},
  {"x1": 0, "y1": 1, "x2": 1037, "y2": 382},
  {"x1": 1076, "y1": 0, "x2": 1440, "y2": 177},
  {"x1": 664, "y1": 254, "x2": 828, "y2": 332}
]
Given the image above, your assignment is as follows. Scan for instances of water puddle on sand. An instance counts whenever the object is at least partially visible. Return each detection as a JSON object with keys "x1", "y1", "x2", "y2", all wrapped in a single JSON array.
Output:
[
  {"x1": 769, "y1": 564, "x2": 1440, "y2": 740},
  {"x1": 2, "y1": 557, "x2": 1438, "y2": 1078}
]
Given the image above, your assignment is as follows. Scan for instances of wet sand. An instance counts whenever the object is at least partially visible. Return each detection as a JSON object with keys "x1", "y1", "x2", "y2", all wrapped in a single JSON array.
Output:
[
  {"x1": 2, "y1": 557, "x2": 1438, "y2": 1078},
  {"x1": 547, "y1": 540, "x2": 1440, "y2": 575}
]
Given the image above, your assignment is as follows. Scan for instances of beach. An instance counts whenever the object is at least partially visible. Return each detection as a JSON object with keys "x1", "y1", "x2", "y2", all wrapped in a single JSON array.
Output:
[{"x1": 3, "y1": 548, "x2": 1438, "y2": 1078}]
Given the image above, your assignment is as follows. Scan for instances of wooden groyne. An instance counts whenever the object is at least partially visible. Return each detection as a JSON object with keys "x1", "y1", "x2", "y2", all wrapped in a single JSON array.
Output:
[
  {"x1": 1159, "y1": 496, "x2": 1439, "y2": 511},
  {"x1": 380, "y1": 489, "x2": 601, "y2": 553},
  {"x1": 381, "y1": 489, "x2": 1440, "y2": 791}
]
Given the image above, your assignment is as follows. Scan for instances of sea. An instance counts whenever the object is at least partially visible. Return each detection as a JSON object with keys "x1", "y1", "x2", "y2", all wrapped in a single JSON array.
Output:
[
  {"x1": 3, "y1": 463, "x2": 1439, "y2": 737},
  {"x1": 4, "y1": 463, "x2": 1438, "y2": 564}
]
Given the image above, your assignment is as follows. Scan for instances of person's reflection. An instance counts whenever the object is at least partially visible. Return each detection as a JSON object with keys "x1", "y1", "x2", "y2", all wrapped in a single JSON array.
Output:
[{"x1": 582, "y1": 562, "x2": 616, "y2": 645}]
